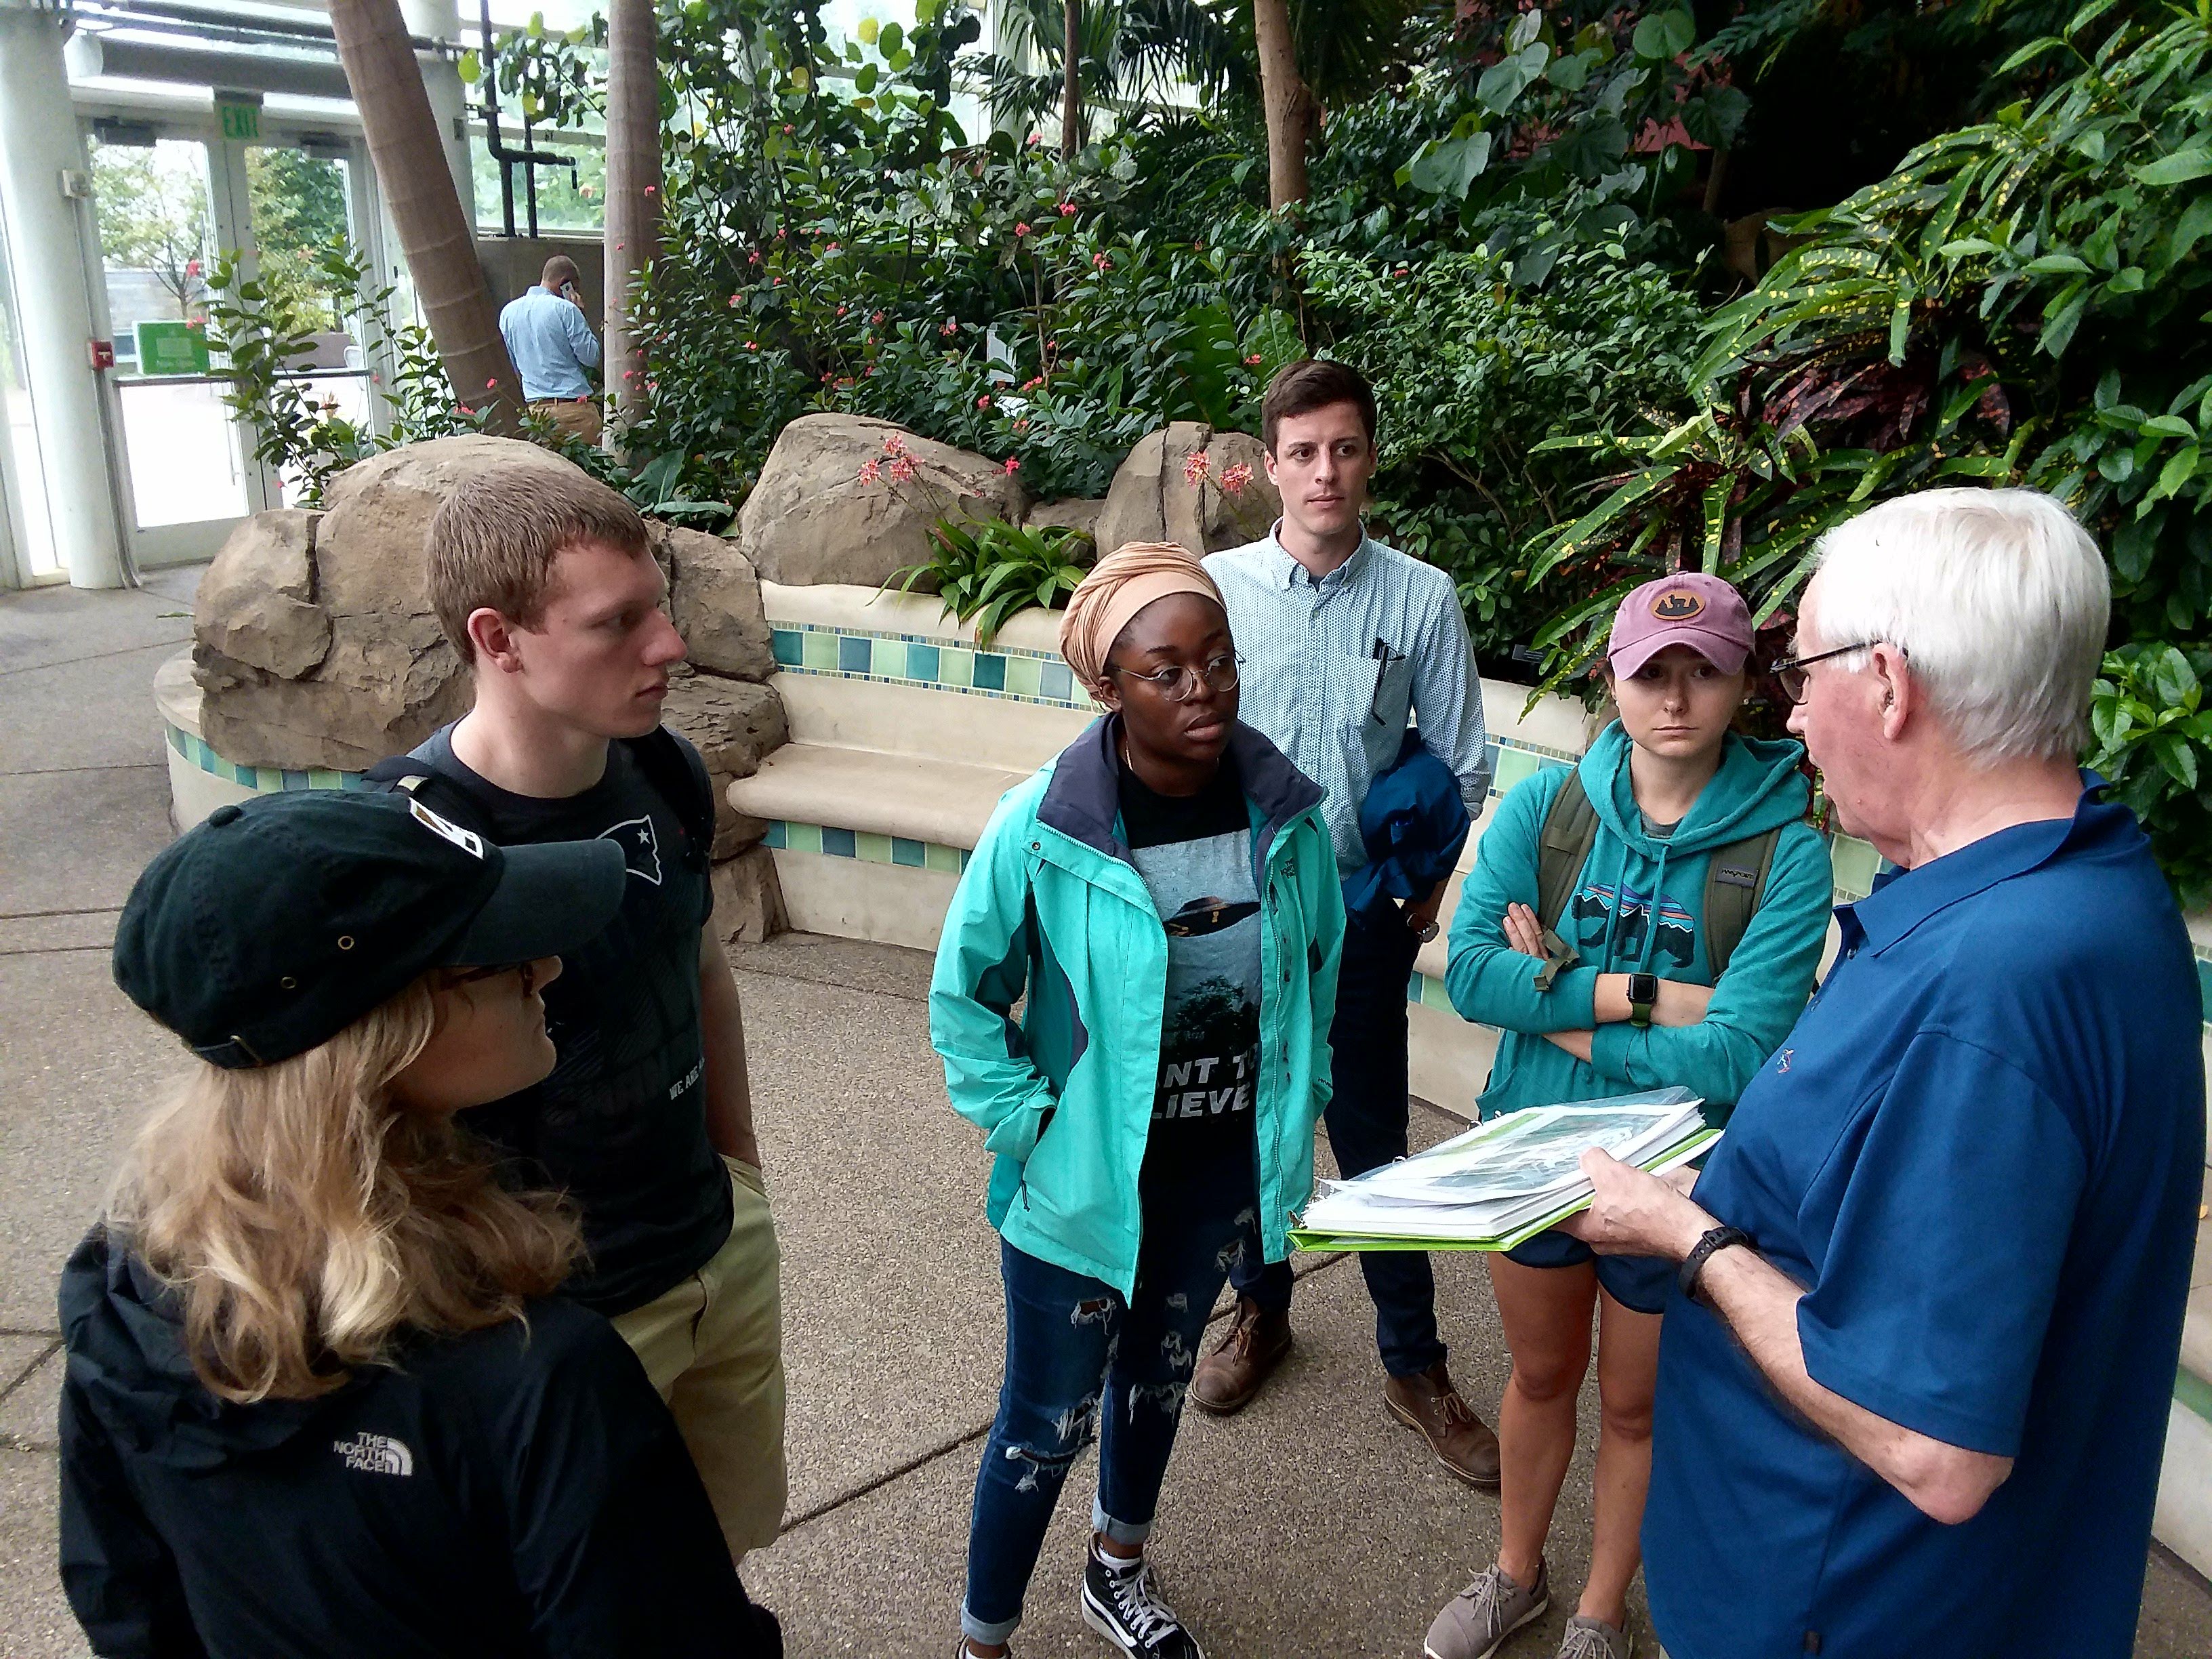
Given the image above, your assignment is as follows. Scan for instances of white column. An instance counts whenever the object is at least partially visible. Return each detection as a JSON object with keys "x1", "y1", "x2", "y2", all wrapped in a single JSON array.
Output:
[
  {"x1": 398, "y1": 0, "x2": 477, "y2": 239},
  {"x1": 0, "y1": 0, "x2": 127, "y2": 588}
]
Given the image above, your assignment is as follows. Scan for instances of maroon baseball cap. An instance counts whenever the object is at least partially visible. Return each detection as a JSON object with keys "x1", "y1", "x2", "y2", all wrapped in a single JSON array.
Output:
[{"x1": 1607, "y1": 573, "x2": 1755, "y2": 677}]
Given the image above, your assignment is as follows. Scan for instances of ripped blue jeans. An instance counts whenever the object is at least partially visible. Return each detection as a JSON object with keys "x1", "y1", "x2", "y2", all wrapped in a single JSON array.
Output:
[{"x1": 962, "y1": 1176, "x2": 1257, "y2": 1645}]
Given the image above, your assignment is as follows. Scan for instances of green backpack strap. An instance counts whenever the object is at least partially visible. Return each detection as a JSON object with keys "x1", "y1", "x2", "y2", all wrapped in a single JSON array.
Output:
[
  {"x1": 1535, "y1": 771, "x2": 1601, "y2": 939},
  {"x1": 1702, "y1": 826, "x2": 1784, "y2": 980}
]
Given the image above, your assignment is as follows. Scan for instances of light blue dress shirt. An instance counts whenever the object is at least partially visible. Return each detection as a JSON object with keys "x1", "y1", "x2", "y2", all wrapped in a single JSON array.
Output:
[
  {"x1": 497, "y1": 285, "x2": 601, "y2": 401},
  {"x1": 1206, "y1": 527, "x2": 1492, "y2": 874}
]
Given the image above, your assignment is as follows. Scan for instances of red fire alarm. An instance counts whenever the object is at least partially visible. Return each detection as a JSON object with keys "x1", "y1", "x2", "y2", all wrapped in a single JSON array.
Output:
[{"x1": 88, "y1": 340, "x2": 115, "y2": 370}]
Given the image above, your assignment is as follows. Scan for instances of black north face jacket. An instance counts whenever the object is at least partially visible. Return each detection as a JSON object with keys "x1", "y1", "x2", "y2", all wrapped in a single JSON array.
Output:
[{"x1": 57, "y1": 1225, "x2": 781, "y2": 1658}]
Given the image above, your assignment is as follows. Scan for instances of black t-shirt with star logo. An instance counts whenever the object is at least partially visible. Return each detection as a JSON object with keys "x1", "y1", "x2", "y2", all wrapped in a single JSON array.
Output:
[{"x1": 413, "y1": 725, "x2": 730, "y2": 1315}]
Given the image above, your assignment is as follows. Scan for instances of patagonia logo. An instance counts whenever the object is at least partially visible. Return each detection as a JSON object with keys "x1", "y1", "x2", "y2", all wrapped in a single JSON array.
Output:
[
  {"x1": 1651, "y1": 588, "x2": 1706, "y2": 621},
  {"x1": 1713, "y1": 861, "x2": 1760, "y2": 889},
  {"x1": 333, "y1": 1432, "x2": 414, "y2": 1476}
]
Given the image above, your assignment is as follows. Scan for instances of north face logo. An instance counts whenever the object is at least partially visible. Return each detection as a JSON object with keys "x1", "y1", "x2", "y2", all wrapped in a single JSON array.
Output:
[
  {"x1": 333, "y1": 1432, "x2": 414, "y2": 1476},
  {"x1": 600, "y1": 815, "x2": 663, "y2": 885}
]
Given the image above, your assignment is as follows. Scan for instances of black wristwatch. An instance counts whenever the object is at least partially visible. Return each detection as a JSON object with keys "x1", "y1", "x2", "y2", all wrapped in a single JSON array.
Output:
[
  {"x1": 1627, "y1": 971, "x2": 1660, "y2": 1029},
  {"x1": 1678, "y1": 1225, "x2": 1753, "y2": 1307}
]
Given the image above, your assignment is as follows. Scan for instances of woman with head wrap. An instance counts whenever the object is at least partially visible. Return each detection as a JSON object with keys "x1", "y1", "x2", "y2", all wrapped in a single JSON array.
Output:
[{"x1": 931, "y1": 543, "x2": 1346, "y2": 1659}]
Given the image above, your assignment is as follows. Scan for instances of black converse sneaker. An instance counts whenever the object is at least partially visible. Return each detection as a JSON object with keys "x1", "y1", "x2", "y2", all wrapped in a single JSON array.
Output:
[{"x1": 1080, "y1": 1540, "x2": 1206, "y2": 1659}]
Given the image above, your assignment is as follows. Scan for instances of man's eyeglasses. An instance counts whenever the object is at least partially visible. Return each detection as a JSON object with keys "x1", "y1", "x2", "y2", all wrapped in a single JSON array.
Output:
[
  {"x1": 1107, "y1": 653, "x2": 1242, "y2": 703},
  {"x1": 446, "y1": 960, "x2": 539, "y2": 997},
  {"x1": 1772, "y1": 641, "x2": 1886, "y2": 705}
]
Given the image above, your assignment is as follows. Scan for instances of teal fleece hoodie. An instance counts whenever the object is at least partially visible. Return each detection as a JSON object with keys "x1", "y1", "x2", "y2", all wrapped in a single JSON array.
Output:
[{"x1": 1446, "y1": 722, "x2": 1834, "y2": 1120}]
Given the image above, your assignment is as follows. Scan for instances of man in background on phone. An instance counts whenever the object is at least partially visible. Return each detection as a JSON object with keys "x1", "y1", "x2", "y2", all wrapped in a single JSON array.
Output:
[{"x1": 499, "y1": 254, "x2": 603, "y2": 445}]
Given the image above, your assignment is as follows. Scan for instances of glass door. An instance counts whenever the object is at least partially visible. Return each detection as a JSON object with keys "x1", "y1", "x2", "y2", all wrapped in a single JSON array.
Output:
[
  {"x1": 243, "y1": 139, "x2": 375, "y2": 507},
  {"x1": 88, "y1": 130, "x2": 252, "y2": 567}
]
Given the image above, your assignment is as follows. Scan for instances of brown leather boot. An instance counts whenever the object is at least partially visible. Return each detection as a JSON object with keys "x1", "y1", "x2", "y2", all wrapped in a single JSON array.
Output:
[
  {"x1": 1383, "y1": 1361, "x2": 1501, "y2": 1488},
  {"x1": 1188, "y1": 1297, "x2": 1292, "y2": 1416}
]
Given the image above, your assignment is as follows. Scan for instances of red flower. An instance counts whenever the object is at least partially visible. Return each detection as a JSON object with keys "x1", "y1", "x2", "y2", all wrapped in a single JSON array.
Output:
[
  {"x1": 977, "y1": 395, "x2": 991, "y2": 409},
  {"x1": 858, "y1": 459, "x2": 882, "y2": 485},
  {"x1": 872, "y1": 310, "x2": 884, "y2": 324},
  {"x1": 1015, "y1": 222, "x2": 1030, "y2": 236},
  {"x1": 826, "y1": 241, "x2": 840, "y2": 251},
  {"x1": 940, "y1": 319, "x2": 959, "y2": 336},
  {"x1": 746, "y1": 340, "x2": 759, "y2": 350},
  {"x1": 836, "y1": 304, "x2": 848, "y2": 316},
  {"x1": 1183, "y1": 451, "x2": 1212, "y2": 486},
  {"x1": 1244, "y1": 353, "x2": 1263, "y2": 366},
  {"x1": 884, "y1": 433, "x2": 907, "y2": 455},
  {"x1": 1092, "y1": 253, "x2": 1111, "y2": 271},
  {"x1": 889, "y1": 455, "x2": 917, "y2": 483},
  {"x1": 1058, "y1": 201, "x2": 1076, "y2": 216},
  {"x1": 485, "y1": 377, "x2": 497, "y2": 389},
  {"x1": 1003, "y1": 456, "x2": 1020, "y2": 473},
  {"x1": 1220, "y1": 462, "x2": 1254, "y2": 496}
]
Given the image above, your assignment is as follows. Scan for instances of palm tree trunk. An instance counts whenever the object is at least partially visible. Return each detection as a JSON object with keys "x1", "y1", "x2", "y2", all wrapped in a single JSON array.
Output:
[
  {"x1": 1252, "y1": 0, "x2": 1312, "y2": 207},
  {"x1": 604, "y1": 0, "x2": 661, "y2": 438},
  {"x1": 1061, "y1": 0, "x2": 1082, "y2": 157},
  {"x1": 327, "y1": 0, "x2": 520, "y2": 428}
]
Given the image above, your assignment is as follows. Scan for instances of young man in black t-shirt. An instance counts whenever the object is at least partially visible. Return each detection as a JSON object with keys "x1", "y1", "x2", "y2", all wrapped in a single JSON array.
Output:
[{"x1": 415, "y1": 467, "x2": 784, "y2": 1557}]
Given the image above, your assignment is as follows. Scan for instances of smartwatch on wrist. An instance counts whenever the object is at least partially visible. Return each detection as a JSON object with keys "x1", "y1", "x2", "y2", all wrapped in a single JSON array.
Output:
[
  {"x1": 1678, "y1": 1225, "x2": 1752, "y2": 1307},
  {"x1": 1627, "y1": 971, "x2": 1660, "y2": 1028},
  {"x1": 1412, "y1": 918, "x2": 1440, "y2": 943}
]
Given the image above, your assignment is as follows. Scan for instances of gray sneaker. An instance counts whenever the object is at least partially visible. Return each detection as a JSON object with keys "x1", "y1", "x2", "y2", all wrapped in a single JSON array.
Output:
[
  {"x1": 1557, "y1": 1616, "x2": 1632, "y2": 1659},
  {"x1": 1423, "y1": 1558, "x2": 1550, "y2": 1659}
]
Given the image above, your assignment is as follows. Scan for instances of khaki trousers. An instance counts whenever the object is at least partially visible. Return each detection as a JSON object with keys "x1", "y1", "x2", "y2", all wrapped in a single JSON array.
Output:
[
  {"x1": 609, "y1": 1157, "x2": 787, "y2": 1556},
  {"x1": 531, "y1": 397, "x2": 603, "y2": 445}
]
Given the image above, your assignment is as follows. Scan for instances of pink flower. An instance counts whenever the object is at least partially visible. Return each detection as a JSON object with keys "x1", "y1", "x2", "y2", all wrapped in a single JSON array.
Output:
[
  {"x1": 485, "y1": 377, "x2": 497, "y2": 389},
  {"x1": 826, "y1": 240, "x2": 840, "y2": 251},
  {"x1": 1015, "y1": 222, "x2": 1030, "y2": 236},
  {"x1": 883, "y1": 433, "x2": 907, "y2": 455},
  {"x1": 1244, "y1": 353, "x2": 1263, "y2": 365},
  {"x1": 1013, "y1": 417, "x2": 1029, "y2": 430},
  {"x1": 644, "y1": 184, "x2": 656, "y2": 195},
  {"x1": 865, "y1": 365, "x2": 877, "y2": 376},
  {"x1": 782, "y1": 124, "x2": 794, "y2": 135},
  {"x1": 977, "y1": 395, "x2": 991, "y2": 409},
  {"x1": 872, "y1": 310, "x2": 884, "y2": 325},
  {"x1": 1092, "y1": 252, "x2": 1111, "y2": 271},
  {"x1": 1183, "y1": 451, "x2": 1212, "y2": 486},
  {"x1": 729, "y1": 293, "x2": 743, "y2": 307},
  {"x1": 746, "y1": 340, "x2": 759, "y2": 350},
  {"x1": 776, "y1": 228, "x2": 787, "y2": 240},
  {"x1": 836, "y1": 304, "x2": 848, "y2": 316},
  {"x1": 748, "y1": 249, "x2": 762, "y2": 264},
  {"x1": 1027, "y1": 132, "x2": 1042, "y2": 146},
  {"x1": 940, "y1": 319, "x2": 959, "y2": 336},
  {"x1": 459, "y1": 404, "x2": 474, "y2": 414},
  {"x1": 889, "y1": 455, "x2": 917, "y2": 483},
  {"x1": 858, "y1": 459, "x2": 882, "y2": 485},
  {"x1": 1221, "y1": 462, "x2": 1254, "y2": 496},
  {"x1": 1059, "y1": 201, "x2": 1076, "y2": 216}
]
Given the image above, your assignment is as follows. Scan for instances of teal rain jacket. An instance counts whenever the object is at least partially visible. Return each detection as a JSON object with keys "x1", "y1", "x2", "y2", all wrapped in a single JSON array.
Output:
[
  {"x1": 1447, "y1": 722, "x2": 1835, "y2": 1122},
  {"x1": 930, "y1": 717, "x2": 1347, "y2": 1297}
]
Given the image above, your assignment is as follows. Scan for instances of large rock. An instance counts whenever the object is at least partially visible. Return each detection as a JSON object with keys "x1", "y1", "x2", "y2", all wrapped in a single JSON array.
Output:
[
  {"x1": 737, "y1": 415, "x2": 1027, "y2": 588},
  {"x1": 711, "y1": 845, "x2": 787, "y2": 945},
  {"x1": 659, "y1": 672, "x2": 787, "y2": 859},
  {"x1": 1094, "y1": 423, "x2": 1279, "y2": 556},
  {"x1": 654, "y1": 523, "x2": 774, "y2": 681},
  {"x1": 1023, "y1": 497, "x2": 1105, "y2": 544},
  {"x1": 193, "y1": 435, "x2": 581, "y2": 771},
  {"x1": 192, "y1": 510, "x2": 331, "y2": 680}
]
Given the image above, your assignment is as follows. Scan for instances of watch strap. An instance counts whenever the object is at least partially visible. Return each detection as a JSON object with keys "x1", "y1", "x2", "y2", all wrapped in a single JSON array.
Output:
[{"x1": 1678, "y1": 1225, "x2": 1752, "y2": 1306}]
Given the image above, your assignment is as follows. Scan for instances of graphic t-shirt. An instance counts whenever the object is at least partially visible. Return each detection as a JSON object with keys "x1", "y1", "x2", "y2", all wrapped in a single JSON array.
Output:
[
  {"x1": 411, "y1": 726, "x2": 731, "y2": 1316},
  {"x1": 1118, "y1": 755, "x2": 1263, "y2": 1197}
]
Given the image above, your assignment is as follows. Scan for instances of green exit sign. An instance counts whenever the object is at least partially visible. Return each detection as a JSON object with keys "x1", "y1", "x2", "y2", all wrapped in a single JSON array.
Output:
[{"x1": 216, "y1": 97, "x2": 261, "y2": 142}]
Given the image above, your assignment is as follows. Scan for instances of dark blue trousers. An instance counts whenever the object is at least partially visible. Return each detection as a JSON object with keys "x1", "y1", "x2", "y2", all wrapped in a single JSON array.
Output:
[{"x1": 1230, "y1": 905, "x2": 1446, "y2": 1377}]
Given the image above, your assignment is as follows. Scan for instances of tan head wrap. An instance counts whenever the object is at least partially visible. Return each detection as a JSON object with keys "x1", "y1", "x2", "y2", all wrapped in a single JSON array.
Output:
[{"x1": 1058, "y1": 541, "x2": 1225, "y2": 693}]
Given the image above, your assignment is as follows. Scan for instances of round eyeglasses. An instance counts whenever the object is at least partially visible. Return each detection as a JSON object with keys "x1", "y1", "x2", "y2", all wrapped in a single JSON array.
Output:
[{"x1": 1107, "y1": 653, "x2": 1242, "y2": 703}]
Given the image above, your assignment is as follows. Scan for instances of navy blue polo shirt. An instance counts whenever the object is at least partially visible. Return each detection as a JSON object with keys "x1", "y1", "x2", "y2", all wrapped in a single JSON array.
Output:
[{"x1": 1642, "y1": 779, "x2": 2203, "y2": 1659}]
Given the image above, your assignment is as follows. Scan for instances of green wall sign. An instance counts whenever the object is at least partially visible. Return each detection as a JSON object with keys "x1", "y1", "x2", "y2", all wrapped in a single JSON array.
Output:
[
  {"x1": 216, "y1": 97, "x2": 261, "y2": 142},
  {"x1": 134, "y1": 321, "x2": 211, "y2": 377}
]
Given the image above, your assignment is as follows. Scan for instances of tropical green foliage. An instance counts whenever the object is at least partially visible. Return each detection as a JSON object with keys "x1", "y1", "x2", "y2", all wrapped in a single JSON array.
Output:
[
  {"x1": 891, "y1": 516, "x2": 1096, "y2": 644},
  {"x1": 1521, "y1": 0, "x2": 2212, "y2": 896}
]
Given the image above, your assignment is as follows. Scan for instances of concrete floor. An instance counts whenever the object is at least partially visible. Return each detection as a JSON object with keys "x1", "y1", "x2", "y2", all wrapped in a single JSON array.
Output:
[{"x1": 3, "y1": 571, "x2": 2211, "y2": 1658}]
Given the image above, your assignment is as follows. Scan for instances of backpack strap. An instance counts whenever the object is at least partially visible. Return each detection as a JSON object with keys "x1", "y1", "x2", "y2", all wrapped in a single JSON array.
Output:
[
  {"x1": 1535, "y1": 771, "x2": 1601, "y2": 938},
  {"x1": 1701, "y1": 825, "x2": 1784, "y2": 980},
  {"x1": 621, "y1": 726, "x2": 717, "y2": 872}
]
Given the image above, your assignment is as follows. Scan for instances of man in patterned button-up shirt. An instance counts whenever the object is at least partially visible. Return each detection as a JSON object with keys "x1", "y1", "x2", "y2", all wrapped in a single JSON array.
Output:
[{"x1": 1193, "y1": 361, "x2": 1500, "y2": 1487}]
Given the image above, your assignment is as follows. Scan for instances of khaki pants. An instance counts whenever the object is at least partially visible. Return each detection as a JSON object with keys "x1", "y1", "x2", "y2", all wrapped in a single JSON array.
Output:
[
  {"x1": 531, "y1": 397, "x2": 603, "y2": 445},
  {"x1": 609, "y1": 1158, "x2": 787, "y2": 1556}
]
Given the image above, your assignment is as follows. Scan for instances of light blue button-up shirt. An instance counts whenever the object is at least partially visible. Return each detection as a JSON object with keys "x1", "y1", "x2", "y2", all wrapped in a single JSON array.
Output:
[
  {"x1": 1206, "y1": 527, "x2": 1492, "y2": 874},
  {"x1": 497, "y1": 285, "x2": 601, "y2": 401}
]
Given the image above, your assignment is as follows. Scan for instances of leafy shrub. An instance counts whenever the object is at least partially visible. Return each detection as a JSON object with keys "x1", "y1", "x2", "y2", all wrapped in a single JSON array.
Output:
[{"x1": 891, "y1": 517, "x2": 1095, "y2": 645}]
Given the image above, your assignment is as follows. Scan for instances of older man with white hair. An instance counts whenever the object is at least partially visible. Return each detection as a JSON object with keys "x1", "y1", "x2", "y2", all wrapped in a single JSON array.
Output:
[{"x1": 1562, "y1": 487, "x2": 2204, "y2": 1659}]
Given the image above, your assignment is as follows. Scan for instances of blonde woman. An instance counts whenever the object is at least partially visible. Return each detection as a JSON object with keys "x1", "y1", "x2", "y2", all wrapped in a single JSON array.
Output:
[{"x1": 58, "y1": 791, "x2": 783, "y2": 1659}]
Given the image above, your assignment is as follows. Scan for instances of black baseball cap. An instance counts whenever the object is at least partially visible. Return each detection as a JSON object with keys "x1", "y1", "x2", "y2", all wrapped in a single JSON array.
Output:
[{"x1": 114, "y1": 790, "x2": 628, "y2": 1069}]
